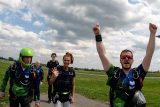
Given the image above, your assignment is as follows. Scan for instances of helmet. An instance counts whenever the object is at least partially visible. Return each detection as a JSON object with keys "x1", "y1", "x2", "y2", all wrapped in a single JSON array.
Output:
[
  {"x1": 131, "y1": 90, "x2": 146, "y2": 107},
  {"x1": 18, "y1": 48, "x2": 33, "y2": 67}
]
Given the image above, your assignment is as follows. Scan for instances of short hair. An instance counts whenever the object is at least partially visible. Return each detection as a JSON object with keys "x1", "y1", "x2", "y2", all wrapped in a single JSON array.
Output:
[
  {"x1": 35, "y1": 60, "x2": 40, "y2": 64},
  {"x1": 63, "y1": 52, "x2": 74, "y2": 64},
  {"x1": 120, "y1": 49, "x2": 133, "y2": 57},
  {"x1": 51, "y1": 53, "x2": 57, "y2": 57}
]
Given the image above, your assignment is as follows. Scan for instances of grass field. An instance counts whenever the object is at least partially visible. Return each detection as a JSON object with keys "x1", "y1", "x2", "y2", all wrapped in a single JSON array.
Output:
[{"x1": 0, "y1": 59, "x2": 160, "y2": 107}]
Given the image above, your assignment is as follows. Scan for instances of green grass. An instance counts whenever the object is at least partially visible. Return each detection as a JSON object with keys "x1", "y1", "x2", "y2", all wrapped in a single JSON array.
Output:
[
  {"x1": 0, "y1": 59, "x2": 160, "y2": 107},
  {"x1": 75, "y1": 70, "x2": 160, "y2": 106}
]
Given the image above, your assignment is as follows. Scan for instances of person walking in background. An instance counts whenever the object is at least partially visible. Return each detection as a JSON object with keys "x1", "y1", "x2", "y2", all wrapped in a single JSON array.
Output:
[
  {"x1": 50, "y1": 52, "x2": 75, "y2": 107},
  {"x1": 92, "y1": 22, "x2": 157, "y2": 107},
  {"x1": 46, "y1": 53, "x2": 59, "y2": 103},
  {"x1": 33, "y1": 60, "x2": 44, "y2": 107}
]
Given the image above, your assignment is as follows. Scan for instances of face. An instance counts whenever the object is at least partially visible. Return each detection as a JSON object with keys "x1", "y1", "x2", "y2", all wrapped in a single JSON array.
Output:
[
  {"x1": 51, "y1": 55, "x2": 56, "y2": 61},
  {"x1": 35, "y1": 61, "x2": 40, "y2": 67},
  {"x1": 23, "y1": 56, "x2": 32, "y2": 64},
  {"x1": 63, "y1": 56, "x2": 71, "y2": 67},
  {"x1": 120, "y1": 52, "x2": 133, "y2": 70}
]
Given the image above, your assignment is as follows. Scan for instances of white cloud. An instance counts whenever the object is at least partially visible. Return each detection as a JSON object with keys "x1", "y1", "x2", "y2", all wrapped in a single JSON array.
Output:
[
  {"x1": 33, "y1": 21, "x2": 43, "y2": 27},
  {"x1": 21, "y1": 12, "x2": 32, "y2": 22},
  {"x1": 66, "y1": 30, "x2": 76, "y2": 37},
  {"x1": 0, "y1": 0, "x2": 160, "y2": 70},
  {"x1": 0, "y1": 0, "x2": 22, "y2": 9}
]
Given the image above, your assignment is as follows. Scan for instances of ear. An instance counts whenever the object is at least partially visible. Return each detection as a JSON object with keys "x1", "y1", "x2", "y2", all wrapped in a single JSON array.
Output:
[
  {"x1": 120, "y1": 58, "x2": 122, "y2": 64},
  {"x1": 131, "y1": 59, "x2": 134, "y2": 64}
]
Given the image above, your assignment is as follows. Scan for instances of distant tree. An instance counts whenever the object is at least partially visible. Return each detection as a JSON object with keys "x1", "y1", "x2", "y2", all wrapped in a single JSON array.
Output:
[
  {"x1": 0, "y1": 56, "x2": 8, "y2": 60},
  {"x1": 8, "y1": 57, "x2": 15, "y2": 61},
  {"x1": 0, "y1": 56, "x2": 5, "y2": 59}
]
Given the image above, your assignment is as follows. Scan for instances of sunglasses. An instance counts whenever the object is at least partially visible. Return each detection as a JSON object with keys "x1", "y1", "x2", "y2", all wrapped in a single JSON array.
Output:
[{"x1": 120, "y1": 55, "x2": 133, "y2": 60}]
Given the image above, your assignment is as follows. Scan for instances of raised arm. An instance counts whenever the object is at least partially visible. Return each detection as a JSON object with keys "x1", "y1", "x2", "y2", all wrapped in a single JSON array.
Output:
[
  {"x1": 142, "y1": 23, "x2": 157, "y2": 72},
  {"x1": 92, "y1": 23, "x2": 110, "y2": 72}
]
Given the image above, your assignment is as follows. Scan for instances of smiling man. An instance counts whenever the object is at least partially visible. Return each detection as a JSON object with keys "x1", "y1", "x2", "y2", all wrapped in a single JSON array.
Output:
[{"x1": 92, "y1": 23, "x2": 157, "y2": 107}]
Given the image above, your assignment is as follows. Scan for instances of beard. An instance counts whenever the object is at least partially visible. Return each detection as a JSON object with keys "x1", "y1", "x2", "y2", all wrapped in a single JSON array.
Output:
[{"x1": 122, "y1": 62, "x2": 131, "y2": 70}]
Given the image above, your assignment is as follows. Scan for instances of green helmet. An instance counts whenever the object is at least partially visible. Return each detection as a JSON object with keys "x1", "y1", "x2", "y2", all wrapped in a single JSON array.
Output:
[{"x1": 18, "y1": 48, "x2": 33, "y2": 67}]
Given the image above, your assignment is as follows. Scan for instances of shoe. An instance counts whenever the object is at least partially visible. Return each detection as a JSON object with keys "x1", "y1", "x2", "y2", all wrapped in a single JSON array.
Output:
[{"x1": 48, "y1": 100, "x2": 51, "y2": 103}]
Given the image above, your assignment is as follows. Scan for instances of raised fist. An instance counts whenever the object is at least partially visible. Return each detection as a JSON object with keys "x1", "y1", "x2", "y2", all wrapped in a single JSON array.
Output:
[
  {"x1": 149, "y1": 23, "x2": 157, "y2": 35},
  {"x1": 93, "y1": 23, "x2": 101, "y2": 35}
]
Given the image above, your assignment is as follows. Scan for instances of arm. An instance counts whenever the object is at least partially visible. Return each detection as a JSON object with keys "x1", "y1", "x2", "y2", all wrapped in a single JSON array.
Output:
[
  {"x1": 71, "y1": 78, "x2": 75, "y2": 103},
  {"x1": 46, "y1": 61, "x2": 50, "y2": 82},
  {"x1": 56, "y1": 60, "x2": 59, "y2": 66},
  {"x1": 40, "y1": 69, "x2": 44, "y2": 82},
  {"x1": 142, "y1": 23, "x2": 157, "y2": 72},
  {"x1": 46, "y1": 68, "x2": 49, "y2": 82},
  {"x1": 93, "y1": 23, "x2": 110, "y2": 72}
]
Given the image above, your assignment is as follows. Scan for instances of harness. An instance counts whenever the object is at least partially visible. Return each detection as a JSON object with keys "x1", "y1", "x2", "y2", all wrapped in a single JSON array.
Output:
[
  {"x1": 53, "y1": 66, "x2": 74, "y2": 103},
  {"x1": 109, "y1": 68, "x2": 143, "y2": 107},
  {"x1": 9, "y1": 62, "x2": 34, "y2": 97}
]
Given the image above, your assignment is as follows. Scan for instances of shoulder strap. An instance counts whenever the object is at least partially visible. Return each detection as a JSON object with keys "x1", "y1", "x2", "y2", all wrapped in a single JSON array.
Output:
[
  {"x1": 132, "y1": 68, "x2": 143, "y2": 90},
  {"x1": 109, "y1": 67, "x2": 122, "y2": 88},
  {"x1": 10, "y1": 62, "x2": 17, "y2": 72},
  {"x1": 109, "y1": 68, "x2": 123, "y2": 107},
  {"x1": 9, "y1": 62, "x2": 18, "y2": 78}
]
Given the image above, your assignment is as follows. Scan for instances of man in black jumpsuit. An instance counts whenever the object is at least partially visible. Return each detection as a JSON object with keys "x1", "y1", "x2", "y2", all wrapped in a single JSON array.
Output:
[{"x1": 47, "y1": 53, "x2": 59, "y2": 103}]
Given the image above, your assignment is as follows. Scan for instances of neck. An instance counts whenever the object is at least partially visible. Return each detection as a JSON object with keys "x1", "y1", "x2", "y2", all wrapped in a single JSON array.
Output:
[
  {"x1": 122, "y1": 68, "x2": 130, "y2": 75},
  {"x1": 63, "y1": 66, "x2": 69, "y2": 71},
  {"x1": 36, "y1": 65, "x2": 39, "y2": 68},
  {"x1": 52, "y1": 59, "x2": 55, "y2": 62},
  {"x1": 21, "y1": 64, "x2": 26, "y2": 70}
]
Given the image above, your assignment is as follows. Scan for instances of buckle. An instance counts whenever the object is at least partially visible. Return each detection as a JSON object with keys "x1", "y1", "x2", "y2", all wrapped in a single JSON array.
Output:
[
  {"x1": 114, "y1": 68, "x2": 120, "y2": 79},
  {"x1": 133, "y1": 69, "x2": 139, "y2": 79}
]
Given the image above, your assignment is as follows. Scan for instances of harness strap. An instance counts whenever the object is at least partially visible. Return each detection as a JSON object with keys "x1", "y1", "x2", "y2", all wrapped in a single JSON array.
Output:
[
  {"x1": 110, "y1": 68, "x2": 141, "y2": 107},
  {"x1": 53, "y1": 91, "x2": 71, "y2": 103}
]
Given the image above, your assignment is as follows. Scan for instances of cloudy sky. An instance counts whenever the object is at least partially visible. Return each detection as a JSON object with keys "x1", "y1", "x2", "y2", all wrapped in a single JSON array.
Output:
[{"x1": 0, "y1": 0, "x2": 160, "y2": 71}]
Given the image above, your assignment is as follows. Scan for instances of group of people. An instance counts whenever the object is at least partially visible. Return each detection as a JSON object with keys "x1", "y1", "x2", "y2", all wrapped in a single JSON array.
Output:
[
  {"x1": 0, "y1": 49, "x2": 75, "y2": 107},
  {"x1": 46, "y1": 52, "x2": 75, "y2": 107},
  {"x1": 0, "y1": 22, "x2": 158, "y2": 107}
]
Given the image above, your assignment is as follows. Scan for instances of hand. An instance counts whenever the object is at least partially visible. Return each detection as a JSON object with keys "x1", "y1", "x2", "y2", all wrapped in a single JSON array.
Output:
[
  {"x1": 149, "y1": 23, "x2": 157, "y2": 35},
  {"x1": 70, "y1": 96, "x2": 75, "y2": 103},
  {"x1": 0, "y1": 92, "x2": 5, "y2": 99},
  {"x1": 51, "y1": 68, "x2": 59, "y2": 78},
  {"x1": 35, "y1": 101, "x2": 40, "y2": 107},
  {"x1": 92, "y1": 22, "x2": 101, "y2": 35}
]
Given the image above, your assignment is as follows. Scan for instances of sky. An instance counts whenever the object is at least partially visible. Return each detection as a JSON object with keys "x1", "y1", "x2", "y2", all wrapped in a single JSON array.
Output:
[{"x1": 0, "y1": 0, "x2": 160, "y2": 71}]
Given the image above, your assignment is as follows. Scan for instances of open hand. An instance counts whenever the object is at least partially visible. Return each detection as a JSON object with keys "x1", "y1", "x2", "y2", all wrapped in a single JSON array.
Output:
[{"x1": 51, "y1": 67, "x2": 59, "y2": 78}]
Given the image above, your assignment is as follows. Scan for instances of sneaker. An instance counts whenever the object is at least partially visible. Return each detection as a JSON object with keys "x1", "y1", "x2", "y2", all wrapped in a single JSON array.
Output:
[{"x1": 48, "y1": 100, "x2": 51, "y2": 103}]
